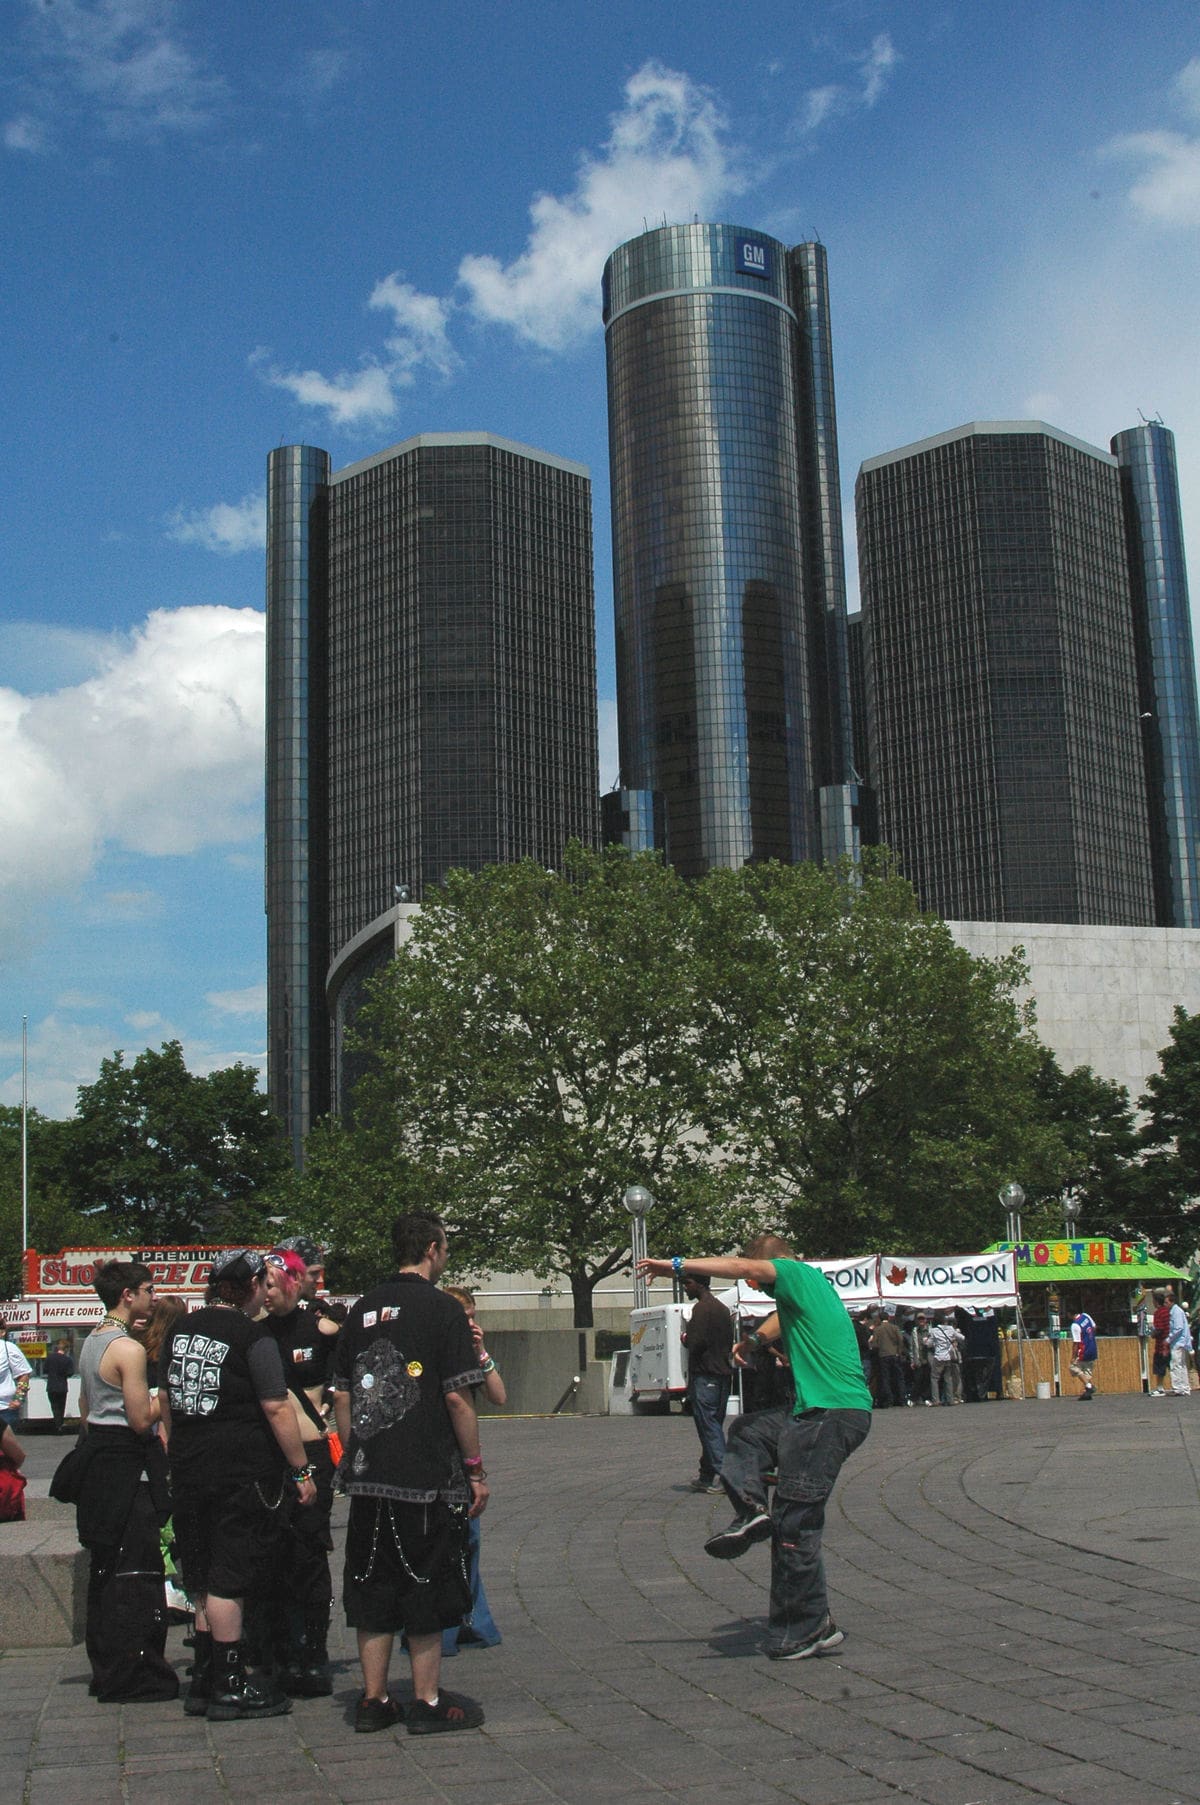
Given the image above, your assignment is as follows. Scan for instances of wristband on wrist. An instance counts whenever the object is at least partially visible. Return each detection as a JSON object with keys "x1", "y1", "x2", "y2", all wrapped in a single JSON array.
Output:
[
  {"x1": 468, "y1": 1469, "x2": 488, "y2": 1482},
  {"x1": 463, "y1": 1454, "x2": 484, "y2": 1469},
  {"x1": 289, "y1": 1464, "x2": 315, "y2": 1485},
  {"x1": 480, "y1": 1356, "x2": 496, "y2": 1373},
  {"x1": 671, "y1": 1255, "x2": 684, "y2": 1276}
]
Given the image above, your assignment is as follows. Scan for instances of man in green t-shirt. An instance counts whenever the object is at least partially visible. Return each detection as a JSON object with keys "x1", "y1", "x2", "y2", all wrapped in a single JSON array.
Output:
[{"x1": 637, "y1": 1233, "x2": 870, "y2": 1661}]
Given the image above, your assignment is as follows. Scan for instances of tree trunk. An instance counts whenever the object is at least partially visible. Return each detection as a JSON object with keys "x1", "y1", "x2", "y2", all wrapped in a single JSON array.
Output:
[{"x1": 570, "y1": 1270, "x2": 595, "y2": 1328}]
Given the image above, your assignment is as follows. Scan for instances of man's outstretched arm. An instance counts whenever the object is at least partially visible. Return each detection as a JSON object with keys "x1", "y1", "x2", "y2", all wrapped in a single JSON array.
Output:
[{"x1": 637, "y1": 1255, "x2": 778, "y2": 1286}]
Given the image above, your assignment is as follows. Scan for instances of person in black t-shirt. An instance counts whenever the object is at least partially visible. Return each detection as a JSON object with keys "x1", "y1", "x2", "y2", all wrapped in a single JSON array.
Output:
[
  {"x1": 333, "y1": 1212, "x2": 488, "y2": 1736},
  {"x1": 160, "y1": 1249, "x2": 317, "y2": 1722},
  {"x1": 260, "y1": 1246, "x2": 341, "y2": 1695}
]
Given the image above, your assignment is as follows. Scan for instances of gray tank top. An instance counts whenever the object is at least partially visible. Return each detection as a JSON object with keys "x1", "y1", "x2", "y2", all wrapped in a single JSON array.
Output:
[{"x1": 79, "y1": 1326, "x2": 132, "y2": 1426}]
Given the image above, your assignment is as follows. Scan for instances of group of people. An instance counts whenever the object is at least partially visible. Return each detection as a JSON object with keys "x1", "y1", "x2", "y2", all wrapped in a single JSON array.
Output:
[
  {"x1": 859, "y1": 1306, "x2": 1004, "y2": 1407},
  {"x1": 54, "y1": 1215, "x2": 502, "y2": 1736}
]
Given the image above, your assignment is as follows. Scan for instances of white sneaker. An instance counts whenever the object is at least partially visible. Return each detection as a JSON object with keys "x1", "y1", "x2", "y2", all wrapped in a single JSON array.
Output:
[{"x1": 1150, "y1": 1387, "x2": 1166, "y2": 1396}]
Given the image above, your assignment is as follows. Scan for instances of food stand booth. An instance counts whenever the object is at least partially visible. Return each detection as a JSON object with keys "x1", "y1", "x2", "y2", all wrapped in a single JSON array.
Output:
[{"x1": 988, "y1": 1237, "x2": 1190, "y2": 1397}]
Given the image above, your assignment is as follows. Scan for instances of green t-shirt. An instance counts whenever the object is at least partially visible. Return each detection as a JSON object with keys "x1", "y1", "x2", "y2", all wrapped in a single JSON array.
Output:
[{"x1": 764, "y1": 1259, "x2": 873, "y2": 1413}]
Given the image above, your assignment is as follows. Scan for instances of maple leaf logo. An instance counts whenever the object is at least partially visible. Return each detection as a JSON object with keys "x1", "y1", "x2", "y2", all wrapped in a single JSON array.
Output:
[{"x1": 885, "y1": 1264, "x2": 908, "y2": 1286}]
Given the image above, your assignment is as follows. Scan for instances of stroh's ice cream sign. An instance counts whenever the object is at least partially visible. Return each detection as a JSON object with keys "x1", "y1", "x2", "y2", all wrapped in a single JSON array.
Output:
[{"x1": 22, "y1": 1246, "x2": 231, "y2": 1296}]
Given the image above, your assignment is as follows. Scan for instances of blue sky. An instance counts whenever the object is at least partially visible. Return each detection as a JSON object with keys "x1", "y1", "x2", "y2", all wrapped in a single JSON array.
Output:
[{"x1": 3, "y1": 0, "x2": 1199, "y2": 1116}]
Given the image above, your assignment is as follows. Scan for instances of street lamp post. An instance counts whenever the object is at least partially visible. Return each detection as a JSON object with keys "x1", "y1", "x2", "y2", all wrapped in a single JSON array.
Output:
[
  {"x1": 623, "y1": 1184, "x2": 654, "y2": 1310},
  {"x1": 998, "y1": 1181, "x2": 1029, "y2": 1399}
]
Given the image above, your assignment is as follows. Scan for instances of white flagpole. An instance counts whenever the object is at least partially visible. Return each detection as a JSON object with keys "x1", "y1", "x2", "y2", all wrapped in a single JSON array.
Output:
[{"x1": 21, "y1": 1016, "x2": 29, "y2": 1258}]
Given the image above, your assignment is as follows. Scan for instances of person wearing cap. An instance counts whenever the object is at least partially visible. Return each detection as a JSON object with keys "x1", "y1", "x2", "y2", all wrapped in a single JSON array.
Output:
[
  {"x1": 333, "y1": 1212, "x2": 489, "y2": 1735},
  {"x1": 260, "y1": 1246, "x2": 342, "y2": 1694},
  {"x1": 275, "y1": 1235, "x2": 346, "y2": 1323},
  {"x1": 159, "y1": 1249, "x2": 317, "y2": 1721}
]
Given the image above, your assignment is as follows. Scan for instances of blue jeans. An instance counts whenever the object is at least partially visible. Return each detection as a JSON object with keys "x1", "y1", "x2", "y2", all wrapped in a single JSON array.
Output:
[
  {"x1": 441, "y1": 1513, "x2": 501, "y2": 1655},
  {"x1": 689, "y1": 1375, "x2": 731, "y2": 1480},
  {"x1": 722, "y1": 1405, "x2": 870, "y2": 1655}
]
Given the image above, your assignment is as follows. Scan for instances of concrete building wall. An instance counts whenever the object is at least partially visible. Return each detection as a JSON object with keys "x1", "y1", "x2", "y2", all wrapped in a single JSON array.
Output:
[{"x1": 949, "y1": 921, "x2": 1200, "y2": 1102}]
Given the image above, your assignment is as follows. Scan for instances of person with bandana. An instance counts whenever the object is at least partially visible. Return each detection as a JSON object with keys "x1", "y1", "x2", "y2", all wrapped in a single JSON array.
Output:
[{"x1": 160, "y1": 1249, "x2": 317, "y2": 1720}]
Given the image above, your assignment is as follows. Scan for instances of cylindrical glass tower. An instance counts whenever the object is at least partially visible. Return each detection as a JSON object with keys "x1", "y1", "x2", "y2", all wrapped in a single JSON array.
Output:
[
  {"x1": 1111, "y1": 421, "x2": 1200, "y2": 928},
  {"x1": 265, "y1": 443, "x2": 330, "y2": 1164},
  {"x1": 604, "y1": 223, "x2": 852, "y2": 876}
]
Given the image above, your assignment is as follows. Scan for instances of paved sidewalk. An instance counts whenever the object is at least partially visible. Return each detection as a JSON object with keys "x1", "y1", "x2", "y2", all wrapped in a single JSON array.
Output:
[{"x1": 6, "y1": 1396, "x2": 1200, "y2": 1804}]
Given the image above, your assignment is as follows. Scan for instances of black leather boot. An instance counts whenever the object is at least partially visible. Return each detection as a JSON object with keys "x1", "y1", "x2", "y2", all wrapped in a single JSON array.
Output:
[
  {"x1": 207, "y1": 1640, "x2": 292, "y2": 1721},
  {"x1": 183, "y1": 1630, "x2": 213, "y2": 1717},
  {"x1": 283, "y1": 1607, "x2": 333, "y2": 1697}
]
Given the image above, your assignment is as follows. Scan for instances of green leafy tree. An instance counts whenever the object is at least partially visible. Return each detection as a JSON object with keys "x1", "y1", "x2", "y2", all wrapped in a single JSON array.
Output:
[
  {"x1": 691, "y1": 853, "x2": 1065, "y2": 1255},
  {"x1": 1134, "y1": 1006, "x2": 1200, "y2": 1264},
  {"x1": 1021, "y1": 1051, "x2": 1139, "y2": 1241},
  {"x1": 60, "y1": 1041, "x2": 289, "y2": 1243},
  {"x1": 0, "y1": 1106, "x2": 92, "y2": 1298},
  {"x1": 302, "y1": 846, "x2": 753, "y2": 1323}
]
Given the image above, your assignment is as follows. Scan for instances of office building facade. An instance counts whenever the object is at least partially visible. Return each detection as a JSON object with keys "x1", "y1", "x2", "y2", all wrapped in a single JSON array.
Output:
[
  {"x1": 603, "y1": 224, "x2": 860, "y2": 877},
  {"x1": 266, "y1": 432, "x2": 599, "y2": 1160},
  {"x1": 856, "y1": 419, "x2": 1200, "y2": 926}
]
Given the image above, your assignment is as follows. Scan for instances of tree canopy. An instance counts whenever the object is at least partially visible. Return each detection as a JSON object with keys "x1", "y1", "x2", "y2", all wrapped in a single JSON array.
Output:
[
  {"x1": 54, "y1": 1041, "x2": 289, "y2": 1245},
  {"x1": 286, "y1": 845, "x2": 1106, "y2": 1320},
  {"x1": 289, "y1": 846, "x2": 751, "y2": 1320},
  {"x1": 691, "y1": 853, "x2": 1070, "y2": 1254}
]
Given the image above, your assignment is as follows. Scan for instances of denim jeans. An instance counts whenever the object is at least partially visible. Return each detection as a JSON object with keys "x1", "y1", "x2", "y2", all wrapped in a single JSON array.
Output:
[
  {"x1": 719, "y1": 1404, "x2": 871, "y2": 1650},
  {"x1": 689, "y1": 1375, "x2": 731, "y2": 1480},
  {"x1": 767, "y1": 1408, "x2": 870, "y2": 1655}
]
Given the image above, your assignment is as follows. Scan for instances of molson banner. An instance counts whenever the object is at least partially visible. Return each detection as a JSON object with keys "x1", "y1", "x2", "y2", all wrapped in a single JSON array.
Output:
[{"x1": 807, "y1": 1250, "x2": 1019, "y2": 1309}]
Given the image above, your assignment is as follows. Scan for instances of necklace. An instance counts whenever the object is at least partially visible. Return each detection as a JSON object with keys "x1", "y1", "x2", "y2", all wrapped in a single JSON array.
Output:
[{"x1": 99, "y1": 1314, "x2": 127, "y2": 1333}]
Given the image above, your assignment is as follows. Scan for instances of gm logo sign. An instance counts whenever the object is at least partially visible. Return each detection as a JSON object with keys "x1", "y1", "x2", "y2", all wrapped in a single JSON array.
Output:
[{"x1": 735, "y1": 239, "x2": 771, "y2": 279}]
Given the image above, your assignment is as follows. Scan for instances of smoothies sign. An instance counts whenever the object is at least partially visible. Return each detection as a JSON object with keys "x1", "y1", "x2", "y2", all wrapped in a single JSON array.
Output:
[{"x1": 1001, "y1": 1239, "x2": 1150, "y2": 1268}]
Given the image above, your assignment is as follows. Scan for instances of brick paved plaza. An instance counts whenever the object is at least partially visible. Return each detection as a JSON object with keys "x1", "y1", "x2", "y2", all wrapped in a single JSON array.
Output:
[{"x1": 6, "y1": 1396, "x2": 1200, "y2": 1804}]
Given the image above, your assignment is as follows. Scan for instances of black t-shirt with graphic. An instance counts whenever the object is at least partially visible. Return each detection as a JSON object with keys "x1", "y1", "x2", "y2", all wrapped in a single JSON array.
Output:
[
  {"x1": 333, "y1": 1272, "x2": 482, "y2": 1504},
  {"x1": 265, "y1": 1301, "x2": 339, "y2": 1390},
  {"x1": 163, "y1": 1305, "x2": 287, "y2": 1479}
]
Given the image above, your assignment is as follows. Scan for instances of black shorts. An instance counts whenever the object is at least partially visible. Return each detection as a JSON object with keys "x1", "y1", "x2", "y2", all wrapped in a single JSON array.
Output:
[
  {"x1": 342, "y1": 1497, "x2": 470, "y2": 1637},
  {"x1": 1153, "y1": 1352, "x2": 1170, "y2": 1377},
  {"x1": 171, "y1": 1467, "x2": 289, "y2": 1602}
]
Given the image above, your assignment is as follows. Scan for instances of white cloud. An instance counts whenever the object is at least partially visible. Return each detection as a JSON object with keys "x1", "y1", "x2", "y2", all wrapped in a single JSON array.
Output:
[
  {"x1": 1103, "y1": 55, "x2": 1200, "y2": 228},
  {"x1": 798, "y1": 33, "x2": 898, "y2": 137},
  {"x1": 0, "y1": 604, "x2": 264, "y2": 954},
  {"x1": 89, "y1": 889, "x2": 164, "y2": 923},
  {"x1": 168, "y1": 491, "x2": 266, "y2": 555},
  {"x1": 260, "y1": 61, "x2": 744, "y2": 424},
  {"x1": 4, "y1": 113, "x2": 47, "y2": 152},
  {"x1": 1174, "y1": 56, "x2": 1200, "y2": 121},
  {"x1": 369, "y1": 276, "x2": 458, "y2": 379},
  {"x1": 0, "y1": 1010, "x2": 266, "y2": 1118},
  {"x1": 19, "y1": 0, "x2": 225, "y2": 140},
  {"x1": 1106, "y1": 130, "x2": 1200, "y2": 226},
  {"x1": 458, "y1": 61, "x2": 743, "y2": 351},
  {"x1": 259, "y1": 357, "x2": 398, "y2": 427},
  {"x1": 206, "y1": 982, "x2": 267, "y2": 1017}
]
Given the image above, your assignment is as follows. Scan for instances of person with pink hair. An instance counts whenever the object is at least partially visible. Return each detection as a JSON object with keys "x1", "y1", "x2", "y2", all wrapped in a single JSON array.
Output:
[{"x1": 261, "y1": 1246, "x2": 342, "y2": 1694}]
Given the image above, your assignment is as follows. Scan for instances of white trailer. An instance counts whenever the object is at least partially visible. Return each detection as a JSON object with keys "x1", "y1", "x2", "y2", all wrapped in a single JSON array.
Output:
[{"x1": 628, "y1": 1301, "x2": 691, "y2": 1410}]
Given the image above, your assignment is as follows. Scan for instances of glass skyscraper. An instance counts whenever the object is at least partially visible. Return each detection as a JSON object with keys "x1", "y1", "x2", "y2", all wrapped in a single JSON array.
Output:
[
  {"x1": 855, "y1": 419, "x2": 1198, "y2": 926},
  {"x1": 1111, "y1": 421, "x2": 1200, "y2": 928},
  {"x1": 603, "y1": 224, "x2": 860, "y2": 877},
  {"x1": 266, "y1": 431, "x2": 600, "y2": 1162}
]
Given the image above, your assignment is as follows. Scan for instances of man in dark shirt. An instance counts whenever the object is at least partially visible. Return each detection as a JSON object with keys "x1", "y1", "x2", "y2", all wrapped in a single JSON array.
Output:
[
  {"x1": 46, "y1": 1338, "x2": 74, "y2": 1432},
  {"x1": 333, "y1": 1212, "x2": 488, "y2": 1736},
  {"x1": 681, "y1": 1275, "x2": 734, "y2": 1492}
]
